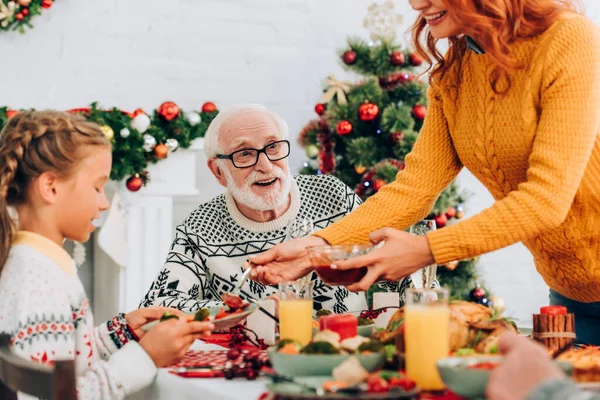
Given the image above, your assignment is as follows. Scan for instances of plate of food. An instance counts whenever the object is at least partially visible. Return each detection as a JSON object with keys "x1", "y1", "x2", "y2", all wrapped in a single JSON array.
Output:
[
  {"x1": 267, "y1": 357, "x2": 419, "y2": 399},
  {"x1": 556, "y1": 346, "x2": 600, "y2": 387},
  {"x1": 142, "y1": 293, "x2": 258, "y2": 332}
]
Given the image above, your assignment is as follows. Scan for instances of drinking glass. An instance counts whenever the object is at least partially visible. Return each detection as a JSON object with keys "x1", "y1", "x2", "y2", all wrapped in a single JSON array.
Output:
[
  {"x1": 409, "y1": 220, "x2": 437, "y2": 289},
  {"x1": 278, "y1": 279, "x2": 314, "y2": 345}
]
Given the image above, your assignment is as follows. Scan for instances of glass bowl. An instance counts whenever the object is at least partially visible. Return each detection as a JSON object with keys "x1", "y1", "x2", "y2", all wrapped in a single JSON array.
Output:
[{"x1": 306, "y1": 244, "x2": 374, "y2": 285}]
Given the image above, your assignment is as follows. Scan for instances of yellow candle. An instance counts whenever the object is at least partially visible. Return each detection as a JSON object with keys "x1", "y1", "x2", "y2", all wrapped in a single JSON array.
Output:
[
  {"x1": 405, "y1": 304, "x2": 450, "y2": 391},
  {"x1": 279, "y1": 299, "x2": 313, "y2": 345}
]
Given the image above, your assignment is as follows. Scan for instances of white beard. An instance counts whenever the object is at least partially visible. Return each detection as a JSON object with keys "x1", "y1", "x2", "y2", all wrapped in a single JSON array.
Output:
[{"x1": 222, "y1": 164, "x2": 291, "y2": 211}]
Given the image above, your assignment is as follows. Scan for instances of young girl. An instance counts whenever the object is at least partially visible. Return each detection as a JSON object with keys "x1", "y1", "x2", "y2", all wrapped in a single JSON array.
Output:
[{"x1": 0, "y1": 111, "x2": 215, "y2": 399}]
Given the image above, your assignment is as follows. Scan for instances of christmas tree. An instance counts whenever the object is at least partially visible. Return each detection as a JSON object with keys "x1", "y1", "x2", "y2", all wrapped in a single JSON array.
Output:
[{"x1": 297, "y1": 5, "x2": 494, "y2": 306}]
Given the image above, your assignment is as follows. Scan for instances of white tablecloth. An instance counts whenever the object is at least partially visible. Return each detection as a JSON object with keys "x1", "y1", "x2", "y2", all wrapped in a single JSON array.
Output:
[{"x1": 127, "y1": 341, "x2": 269, "y2": 400}]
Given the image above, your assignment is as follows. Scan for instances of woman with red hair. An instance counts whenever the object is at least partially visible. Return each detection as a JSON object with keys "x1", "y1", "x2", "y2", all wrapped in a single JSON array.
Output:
[{"x1": 250, "y1": 0, "x2": 600, "y2": 345}]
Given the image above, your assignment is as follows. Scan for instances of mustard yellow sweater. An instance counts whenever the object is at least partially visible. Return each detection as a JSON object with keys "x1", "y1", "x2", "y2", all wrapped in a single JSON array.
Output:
[{"x1": 315, "y1": 14, "x2": 600, "y2": 303}]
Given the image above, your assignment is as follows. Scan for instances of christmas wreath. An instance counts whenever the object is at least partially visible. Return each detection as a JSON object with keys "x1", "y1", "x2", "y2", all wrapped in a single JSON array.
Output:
[{"x1": 0, "y1": 0, "x2": 54, "y2": 33}]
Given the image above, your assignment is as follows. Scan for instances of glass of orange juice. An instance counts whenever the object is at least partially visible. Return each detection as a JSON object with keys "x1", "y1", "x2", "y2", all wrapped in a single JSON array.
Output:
[
  {"x1": 405, "y1": 288, "x2": 450, "y2": 392},
  {"x1": 278, "y1": 279, "x2": 314, "y2": 345}
]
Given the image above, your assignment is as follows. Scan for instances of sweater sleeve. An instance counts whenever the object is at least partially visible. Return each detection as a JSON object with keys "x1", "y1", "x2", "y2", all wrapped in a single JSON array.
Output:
[
  {"x1": 314, "y1": 83, "x2": 463, "y2": 245},
  {"x1": 10, "y1": 292, "x2": 156, "y2": 400},
  {"x1": 427, "y1": 16, "x2": 600, "y2": 264},
  {"x1": 139, "y1": 224, "x2": 225, "y2": 312}
]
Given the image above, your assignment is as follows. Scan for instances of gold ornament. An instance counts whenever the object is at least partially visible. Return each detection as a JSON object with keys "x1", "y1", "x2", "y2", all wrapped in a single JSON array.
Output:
[
  {"x1": 490, "y1": 296, "x2": 505, "y2": 314},
  {"x1": 363, "y1": 1, "x2": 403, "y2": 41},
  {"x1": 445, "y1": 260, "x2": 459, "y2": 271},
  {"x1": 100, "y1": 125, "x2": 114, "y2": 140},
  {"x1": 456, "y1": 210, "x2": 464, "y2": 219},
  {"x1": 0, "y1": 2, "x2": 16, "y2": 28},
  {"x1": 319, "y1": 75, "x2": 352, "y2": 105},
  {"x1": 355, "y1": 165, "x2": 367, "y2": 174},
  {"x1": 17, "y1": 0, "x2": 31, "y2": 6}
]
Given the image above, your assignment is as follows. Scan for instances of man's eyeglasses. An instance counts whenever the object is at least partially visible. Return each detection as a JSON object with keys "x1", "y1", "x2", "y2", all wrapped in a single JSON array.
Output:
[{"x1": 216, "y1": 140, "x2": 291, "y2": 169}]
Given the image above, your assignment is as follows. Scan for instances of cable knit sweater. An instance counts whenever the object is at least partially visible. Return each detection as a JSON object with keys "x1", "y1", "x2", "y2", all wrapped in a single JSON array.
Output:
[
  {"x1": 0, "y1": 232, "x2": 157, "y2": 399},
  {"x1": 315, "y1": 14, "x2": 600, "y2": 303}
]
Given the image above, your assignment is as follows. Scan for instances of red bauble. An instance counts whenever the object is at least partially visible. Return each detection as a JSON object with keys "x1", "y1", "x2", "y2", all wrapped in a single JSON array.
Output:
[
  {"x1": 342, "y1": 50, "x2": 357, "y2": 65},
  {"x1": 133, "y1": 108, "x2": 145, "y2": 117},
  {"x1": 412, "y1": 104, "x2": 427, "y2": 120},
  {"x1": 358, "y1": 103, "x2": 379, "y2": 122},
  {"x1": 41, "y1": 0, "x2": 52, "y2": 8},
  {"x1": 126, "y1": 175, "x2": 143, "y2": 192},
  {"x1": 445, "y1": 206, "x2": 457, "y2": 219},
  {"x1": 390, "y1": 51, "x2": 405, "y2": 66},
  {"x1": 158, "y1": 101, "x2": 180, "y2": 121},
  {"x1": 22, "y1": 8, "x2": 29, "y2": 16},
  {"x1": 336, "y1": 120, "x2": 353, "y2": 135},
  {"x1": 373, "y1": 179, "x2": 386, "y2": 191},
  {"x1": 470, "y1": 287, "x2": 486, "y2": 302},
  {"x1": 409, "y1": 53, "x2": 423, "y2": 66},
  {"x1": 154, "y1": 143, "x2": 169, "y2": 159},
  {"x1": 315, "y1": 103, "x2": 326, "y2": 116},
  {"x1": 15, "y1": 12, "x2": 24, "y2": 20},
  {"x1": 5, "y1": 110, "x2": 18, "y2": 119},
  {"x1": 202, "y1": 102, "x2": 217, "y2": 113},
  {"x1": 390, "y1": 131, "x2": 405, "y2": 144},
  {"x1": 434, "y1": 213, "x2": 448, "y2": 228}
]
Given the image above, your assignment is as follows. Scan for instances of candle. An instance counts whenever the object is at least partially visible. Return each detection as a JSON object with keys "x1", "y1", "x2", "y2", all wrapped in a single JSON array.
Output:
[{"x1": 319, "y1": 314, "x2": 358, "y2": 340}]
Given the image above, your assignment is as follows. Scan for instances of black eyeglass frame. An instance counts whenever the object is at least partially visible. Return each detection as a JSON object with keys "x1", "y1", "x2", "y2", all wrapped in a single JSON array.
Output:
[{"x1": 215, "y1": 139, "x2": 291, "y2": 169}]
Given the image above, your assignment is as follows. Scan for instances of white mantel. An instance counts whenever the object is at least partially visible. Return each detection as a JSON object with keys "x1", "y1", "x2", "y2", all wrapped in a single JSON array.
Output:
[{"x1": 92, "y1": 139, "x2": 206, "y2": 322}]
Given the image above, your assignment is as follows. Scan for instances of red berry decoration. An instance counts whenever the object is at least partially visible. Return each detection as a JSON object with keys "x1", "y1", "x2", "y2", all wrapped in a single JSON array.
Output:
[
  {"x1": 470, "y1": 287, "x2": 486, "y2": 302},
  {"x1": 41, "y1": 0, "x2": 52, "y2": 8},
  {"x1": 22, "y1": 8, "x2": 29, "y2": 16},
  {"x1": 412, "y1": 104, "x2": 427, "y2": 120},
  {"x1": 157, "y1": 101, "x2": 180, "y2": 122},
  {"x1": 315, "y1": 103, "x2": 326, "y2": 116},
  {"x1": 336, "y1": 120, "x2": 353, "y2": 136},
  {"x1": 342, "y1": 50, "x2": 357, "y2": 65},
  {"x1": 390, "y1": 131, "x2": 405, "y2": 144},
  {"x1": 434, "y1": 213, "x2": 448, "y2": 228},
  {"x1": 373, "y1": 179, "x2": 386, "y2": 191},
  {"x1": 133, "y1": 108, "x2": 145, "y2": 117},
  {"x1": 390, "y1": 51, "x2": 405, "y2": 66},
  {"x1": 409, "y1": 53, "x2": 423, "y2": 66},
  {"x1": 202, "y1": 102, "x2": 217, "y2": 113},
  {"x1": 227, "y1": 348, "x2": 241, "y2": 360},
  {"x1": 445, "y1": 206, "x2": 457, "y2": 219},
  {"x1": 126, "y1": 175, "x2": 144, "y2": 192},
  {"x1": 358, "y1": 102, "x2": 379, "y2": 122},
  {"x1": 15, "y1": 12, "x2": 24, "y2": 20},
  {"x1": 5, "y1": 109, "x2": 18, "y2": 119}
]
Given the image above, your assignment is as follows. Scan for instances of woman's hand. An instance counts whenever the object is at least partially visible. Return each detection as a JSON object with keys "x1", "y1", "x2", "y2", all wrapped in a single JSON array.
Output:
[
  {"x1": 331, "y1": 228, "x2": 435, "y2": 292},
  {"x1": 125, "y1": 307, "x2": 185, "y2": 339},
  {"x1": 248, "y1": 235, "x2": 328, "y2": 285}
]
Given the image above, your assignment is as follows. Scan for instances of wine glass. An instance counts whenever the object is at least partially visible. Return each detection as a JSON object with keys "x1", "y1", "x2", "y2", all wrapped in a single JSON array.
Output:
[
  {"x1": 285, "y1": 218, "x2": 315, "y2": 286},
  {"x1": 409, "y1": 220, "x2": 437, "y2": 290}
]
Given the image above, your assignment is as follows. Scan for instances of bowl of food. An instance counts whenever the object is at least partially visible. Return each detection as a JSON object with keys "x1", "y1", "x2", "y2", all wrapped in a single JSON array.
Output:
[
  {"x1": 307, "y1": 244, "x2": 374, "y2": 285},
  {"x1": 437, "y1": 356, "x2": 573, "y2": 398}
]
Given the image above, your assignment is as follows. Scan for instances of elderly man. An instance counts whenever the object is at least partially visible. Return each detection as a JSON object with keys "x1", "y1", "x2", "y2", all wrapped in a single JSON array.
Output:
[{"x1": 140, "y1": 104, "x2": 411, "y2": 314}]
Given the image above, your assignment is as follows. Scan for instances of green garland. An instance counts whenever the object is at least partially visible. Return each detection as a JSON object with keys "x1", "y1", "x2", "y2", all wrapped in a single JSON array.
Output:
[
  {"x1": 0, "y1": 0, "x2": 54, "y2": 33},
  {"x1": 0, "y1": 101, "x2": 219, "y2": 187}
]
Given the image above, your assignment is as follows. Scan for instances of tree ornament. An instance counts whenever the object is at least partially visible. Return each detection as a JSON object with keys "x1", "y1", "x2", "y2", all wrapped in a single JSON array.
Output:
[
  {"x1": 305, "y1": 144, "x2": 319, "y2": 159},
  {"x1": 154, "y1": 143, "x2": 169, "y2": 159},
  {"x1": 456, "y1": 204, "x2": 464, "y2": 219},
  {"x1": 126, "y1": 175, "x2": 143, "y2": 192},
  {"x1": 412, "y1": 104, "x2": 427, "y2": 120},
  {"x1": 342, "y1": 50, "x2": 357, "y2": 65},
  {"x1": 373, "y1": 179, "x2": 386, "y2": 191},
  {"x1": 390, "y1": 51, "x2": 405, "y2": 66},
  {"x1": 21, "y1": 7, "x2": 28, "y2": 16},
  {"x1": 445, "y1": 206, "x2": 456, "y2": 219},
  {"x1": 202, "y1": 102, "x2": 217, "y2": 113},
  {"x1": 119, "y1": 128, "x2": 130, "y2": 138},
  {"x1": 358, "y1": 102, "x2": 379, "y2": 122},
  {"x1": 142, "y1": 134, "x2": 157, "y2": 152},
  {"x1": 445, "y1": 260, "x2": 459, "y2": 271},
  {"x1": 390, "y1": 132, "x2": 404, "y2": 144},
  {"x1": 133, "y1": 108, "x2": 146, "y2": 117},
  {"x1": 131, "y1": 113, "x2": 151, "y2": 133},
  {"x1": 469, "y1": 287, "x2": 486, "y2": 302},
  {"x1": 15, "y1": 12, "x2": 23, "y2": 20},
  {"x1": 363, "y1": 0, "x2": 403, "y2": 41},
  {"x1": 158, "y1": 101, "x2": 180, "y2": 121},
  {"x1": 336, "y1": 120, "x2": 353, "y2": 135},
  {"x1": 184, "y1": 111, "x2": 201, "y2": 126},
  {"x1": 165, "y1": 138, "x2": 179, "y2": 152},
  {"x1": 100, "y1": 125, "x2": 114, "y2": 140},
  {"x1": 434, "y1": 213, "x2": 447, "y2": 228},
  {"x1": 315, "y1": 103, "x2": 326, "y2": 116},
  {"x1": 41, "y1": 0, "x2": 52, "y2": 8},
  {"x1": 355, "y1": 165, "x2": 367, "y2": 174},
  {"x1": 409, "y1": 53, "x2": 423, "y2": 66},
  {"x1": 5, "y1": 109, "x2": 18, "y2": 118},
  {"x1": 489, "y1": 296, "x2": 505, "y2": 314},
  {"x1": 17, "y1": 0, "x2": 31, "y2": 6}
]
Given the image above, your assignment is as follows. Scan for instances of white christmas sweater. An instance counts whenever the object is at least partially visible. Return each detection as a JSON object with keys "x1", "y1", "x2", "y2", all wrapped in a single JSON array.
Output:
[
  {"x1": 140, "y1": 174, "x2": 412, "y2": 314},
  {"x1": 0, "y1": 231, "x2": 157, "y2": 400}
]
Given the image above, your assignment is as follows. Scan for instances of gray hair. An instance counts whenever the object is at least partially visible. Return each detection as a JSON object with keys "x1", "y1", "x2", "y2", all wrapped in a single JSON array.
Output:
[{"x1": 203, "y1": 104, "x2": 289, "y2": 159}]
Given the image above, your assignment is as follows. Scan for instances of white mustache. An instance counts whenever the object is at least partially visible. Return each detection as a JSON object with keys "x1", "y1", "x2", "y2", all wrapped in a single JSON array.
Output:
[{"x1": 246, "y1": 169, "x2": 285, "y2": 185}]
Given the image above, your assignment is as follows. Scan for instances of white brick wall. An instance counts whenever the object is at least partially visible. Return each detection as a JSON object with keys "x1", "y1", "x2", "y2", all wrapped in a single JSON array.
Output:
[{"x1": 1, "y1": 0, "x2": 598, "y2": 326}]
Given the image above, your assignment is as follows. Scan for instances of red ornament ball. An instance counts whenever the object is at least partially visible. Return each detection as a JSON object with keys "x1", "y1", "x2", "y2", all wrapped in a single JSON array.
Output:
[
  {"x1": 390, "y1": 51, "x2": 405, "y2": 66},
  {"x1": 202, "y1": 102, "x2": 217, "y2": 113},
  {"x1": 15, "y1": 12, "x2": 24, "y2": 21},
  {"x1": 154, "y1": 143, "x2": 169, "y2": 159},
  {"x1": 358, "y1": 103, "x2": 379, "y2": 122},
  {"x1": 5, "y1": 110, "x2": 18, "y2": 119},
  {"x1": 434, "y1": 213, "x2": 448, "y2": 228},
  {"x1": 158, "y1": 101, "x2": 180, "y2": 121},
  {"x1": 133, "y1": 108, "x2": 145, "y2": 117},
  {"x1": 41, "y1": 0, "x2": 52, "y2": 8},
  {"x1": 21, "y1": 8, "x2": 29, "y2": 16},
  {"x1": 412, "y1": 104, "x2": 427, "y2": 120},
  {"x1": 373, "y1": 179, "x2": 386, "y2": 191},
  {"x1": 336, "y1": 120, "x2": 353, "y2": 135},
  {"x1": 315, "y1": 103, "x2": 326, "y2": 116},
  {"x1": 126, "y1": 175, "x2": 144, "y2": 192},
  {"x1": 409, "y1": 53, "x2": 423, "y2": 66},
  {"x1": 470, "y1": 287, "x2": 486, "y2": 302},
  {"x1": 342, "y1": 50, "x2": 357, "y2": 65},
  {"x1": 445, "y1": 206, "x2": 457, "y2": 219},
  {"x1": 390, "y1": 131, "x2": 405, "y2": 144}
]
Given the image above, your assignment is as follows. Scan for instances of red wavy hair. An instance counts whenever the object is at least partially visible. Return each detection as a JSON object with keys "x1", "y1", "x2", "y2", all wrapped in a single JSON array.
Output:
[{"x1": 411, "y1": 0, "x2": 582, "y2": 93}]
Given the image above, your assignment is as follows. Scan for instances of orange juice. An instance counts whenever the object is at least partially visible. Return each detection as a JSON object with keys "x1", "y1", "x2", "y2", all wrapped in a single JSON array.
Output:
[
  {"x1": 279, "y1": 299, "x2": 313, "y2": 345},
  {"x1": 405, "y1": 304, "x2": 450, "y2": 391}
]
